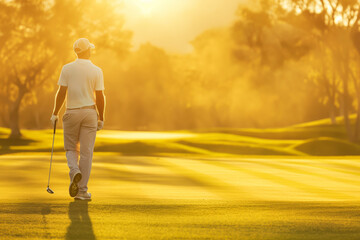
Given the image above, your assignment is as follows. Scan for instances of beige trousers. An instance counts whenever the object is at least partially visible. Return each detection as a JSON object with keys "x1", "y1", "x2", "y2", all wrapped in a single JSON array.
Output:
[{"x1": 62, "y1": 108, "x2": 97, "y2": 193}]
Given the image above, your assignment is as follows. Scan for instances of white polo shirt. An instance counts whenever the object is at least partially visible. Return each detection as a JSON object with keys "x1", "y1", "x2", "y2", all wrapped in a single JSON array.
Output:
[{"x1": 58, "y1": 59, "x2": 104, "y2": 108}]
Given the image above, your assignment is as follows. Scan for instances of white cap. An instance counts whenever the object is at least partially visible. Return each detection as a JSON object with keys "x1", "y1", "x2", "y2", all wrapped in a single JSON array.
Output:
[{"x1": 73, "y1": 38, "x2": 95, "y2": 54}]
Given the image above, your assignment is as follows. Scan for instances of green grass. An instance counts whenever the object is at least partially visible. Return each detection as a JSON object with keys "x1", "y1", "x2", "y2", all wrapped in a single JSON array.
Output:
[
  {"x1": 290, "y1": 113, "x2": 357, "y2": 128},
  {"x1": 2, "y1": 200, "x2": 360, "y2": 240},
  {"x1": 1, "y1": 113, "x2": 359, "y2": 156},
  {"x1": 1, "y1": 154, "x2": 360, "y2": 239},
  {"x1": 2, "y1": 117, "x2": 360, "y2": 239},
  {"x1": 291, "y1": 137, "x2": 360, "y2": 156},
  {"x1": 199, "y1": 125, "x2": 347, "y2": 140}
]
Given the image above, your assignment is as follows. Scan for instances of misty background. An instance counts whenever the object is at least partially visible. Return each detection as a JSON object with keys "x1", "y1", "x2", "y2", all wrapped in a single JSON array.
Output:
[{"x1": 1, "y1": 0, "x2": 360, "y2": 142}]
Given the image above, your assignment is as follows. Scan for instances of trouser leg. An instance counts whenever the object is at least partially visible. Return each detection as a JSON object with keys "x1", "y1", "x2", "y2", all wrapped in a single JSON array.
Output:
[
  {"x1": 63, "y1": 110, "x2": 81, "y2": 181},
  {"x1": 66, "y1": 150, "x2": 79, "y2": 180},
  {"x1": 78, "y1": 110, "x2": 97, "y2": 193}
]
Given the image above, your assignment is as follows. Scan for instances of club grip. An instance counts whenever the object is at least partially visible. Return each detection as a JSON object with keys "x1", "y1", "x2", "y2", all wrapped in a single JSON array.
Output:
[{"x1": 53, "y1": 120, "x2": 57, "y2": 134}]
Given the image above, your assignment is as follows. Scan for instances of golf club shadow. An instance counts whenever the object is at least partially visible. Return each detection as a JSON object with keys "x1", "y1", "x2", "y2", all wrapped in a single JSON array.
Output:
[{"x1": 65, "y1": 200, "x2": 96, "y2": 240}]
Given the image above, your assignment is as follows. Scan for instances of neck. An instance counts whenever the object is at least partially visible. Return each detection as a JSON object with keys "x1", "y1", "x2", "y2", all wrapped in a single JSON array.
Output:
[{"x1": 77, "y1": 52, "x2": 90, "y2": 59}]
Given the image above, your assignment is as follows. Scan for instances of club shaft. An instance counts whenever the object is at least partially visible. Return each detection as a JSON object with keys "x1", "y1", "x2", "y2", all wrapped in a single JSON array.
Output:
[{"x1": 47, "y1": 120, "x2": 57, "y2": 187}]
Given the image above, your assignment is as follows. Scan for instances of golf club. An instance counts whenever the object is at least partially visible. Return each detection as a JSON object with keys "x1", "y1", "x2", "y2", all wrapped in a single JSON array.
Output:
[{"x1": 46, "y1": 120, "x2": 57, "y2": 194}]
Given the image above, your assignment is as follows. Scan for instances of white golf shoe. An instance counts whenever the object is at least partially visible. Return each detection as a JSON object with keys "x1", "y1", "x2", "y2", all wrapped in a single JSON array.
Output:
[
  {"x1": 69, "y1": 172, "x2": 82, "y2": 197},
  {"x1": 75, "y1": 192, "x2": 91, "y2": 201}
]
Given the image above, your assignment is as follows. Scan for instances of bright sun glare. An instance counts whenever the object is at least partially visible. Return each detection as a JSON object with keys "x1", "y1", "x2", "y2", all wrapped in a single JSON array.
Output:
[{"x1": 135, "y1": 0, "x2": 155, "y2": 15}]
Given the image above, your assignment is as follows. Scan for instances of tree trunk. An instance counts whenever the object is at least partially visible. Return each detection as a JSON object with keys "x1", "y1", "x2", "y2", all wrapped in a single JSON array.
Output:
[
  {"x1": 342, "y1": 57, "x2": 353, "y2": 142},
  {"x1": 329, "y1": 98, "x2": 336, "y2": 124},
  {"x1": 325, "y1": 75, "x2": 337, "y2": 125},
  {"x1": 351, "y1": 68, "x2": 360, "y2": 142},
  {"x1": 8, "y1": 88, "x2": 26, "y2": 139},
  {"x1": 353, "y1": 71, "x2": 360, "y2": 142},
  {"x1": 354, "y1": 108, "x2": 360, "y2": 143}
]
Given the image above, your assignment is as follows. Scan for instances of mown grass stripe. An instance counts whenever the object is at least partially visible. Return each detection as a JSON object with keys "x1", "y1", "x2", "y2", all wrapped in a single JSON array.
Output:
[
  {"x1": 283, "y1": 160, "x2": 360, "y2": 177},
  {"x1": 243, "y1": 159, "x2": 360, "y2": 187},
  {"x1": 191, "y1": 158, "x2": 355, "y2": 200},
  {"x1": 155, "y1": 157, "x2": 253, "y2": 200},
  {"x1": 321, "y1": 160, "x2": 360, "y2": 173}
]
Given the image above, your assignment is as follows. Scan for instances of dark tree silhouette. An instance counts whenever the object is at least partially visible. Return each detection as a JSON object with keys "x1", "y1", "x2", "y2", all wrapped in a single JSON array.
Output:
[{"x1": 0, "y1": 0, "x2": 131, "y2": 138}]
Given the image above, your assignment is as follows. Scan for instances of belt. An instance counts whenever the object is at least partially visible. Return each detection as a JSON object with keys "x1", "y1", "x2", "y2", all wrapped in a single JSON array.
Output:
[{"x1": 67, "y1": 105, "x2": 96, "y2": 110}]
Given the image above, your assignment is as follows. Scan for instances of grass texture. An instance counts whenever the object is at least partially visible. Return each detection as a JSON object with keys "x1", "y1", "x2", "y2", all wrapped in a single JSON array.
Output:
[
  {"x1": 1, "y1": 154, "x2": 360, "y2": 239},
  {"x1": 1, "y1": 113, "x2": 359, "y2": 156}
]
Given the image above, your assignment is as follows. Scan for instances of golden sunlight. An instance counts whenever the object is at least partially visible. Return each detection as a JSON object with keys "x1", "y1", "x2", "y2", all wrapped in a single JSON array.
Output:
[
  {"x1": 3, "y1": 0, "x2": 360, "y2": 239},
  {"x1": 98, "y1": 131, "x2": 197, "y2": 140},
  {"x1": 134, "y1": 0, "x2": 155, "y2": 16},
  {"x1": 121, "y1": 0, "x2": 245, "y2": 53}
]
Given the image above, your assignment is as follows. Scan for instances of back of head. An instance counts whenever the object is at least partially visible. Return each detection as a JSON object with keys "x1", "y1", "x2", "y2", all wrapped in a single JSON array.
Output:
[{"x1": 73, "y1": 38, "x2": 95, "y2": 59}]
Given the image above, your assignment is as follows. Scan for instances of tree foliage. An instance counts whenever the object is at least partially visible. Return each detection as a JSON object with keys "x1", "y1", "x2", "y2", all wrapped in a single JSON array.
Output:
[{"x1": 0, "y1": 0, "x2": 131, "y2": 138}]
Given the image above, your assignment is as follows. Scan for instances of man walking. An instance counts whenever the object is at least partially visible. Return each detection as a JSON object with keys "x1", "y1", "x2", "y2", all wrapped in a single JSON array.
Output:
[{"x1": 51, "y1": 38, "x2": 106, "y2": 200}]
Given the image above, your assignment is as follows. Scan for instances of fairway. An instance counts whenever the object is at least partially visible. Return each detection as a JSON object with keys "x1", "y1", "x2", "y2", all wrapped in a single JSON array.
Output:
[
  {"x1": 1, "y1": 153, "x2": 360, "y2": 239},
  {"x1": 4, "y1": 0, "x2": 360, "y2": 239}
]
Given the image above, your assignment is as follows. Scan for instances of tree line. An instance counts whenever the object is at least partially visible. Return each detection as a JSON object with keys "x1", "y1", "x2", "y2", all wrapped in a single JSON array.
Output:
[{"x1": 1, "y1": 0, "x2": 360, "y2": 143}]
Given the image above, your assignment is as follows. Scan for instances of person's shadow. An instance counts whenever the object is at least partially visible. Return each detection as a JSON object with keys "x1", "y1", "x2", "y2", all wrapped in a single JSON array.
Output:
[{"x1": 65, "y1": 200, "x2": 96, "y2": 240}]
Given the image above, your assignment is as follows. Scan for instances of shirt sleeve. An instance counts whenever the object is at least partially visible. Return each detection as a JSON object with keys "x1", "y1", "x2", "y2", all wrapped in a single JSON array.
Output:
[
  {"x1": 95, "y1": 68, "x2": 105, "y2": 90},
  {"x1": 57, "y1": 66, "x2": 68, "y2": 86}
]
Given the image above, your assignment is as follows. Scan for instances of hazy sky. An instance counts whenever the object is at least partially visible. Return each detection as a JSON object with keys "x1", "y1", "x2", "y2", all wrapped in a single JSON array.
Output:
[{"x1": 120, "y1": 0, "x2": 246, "y2": 53}]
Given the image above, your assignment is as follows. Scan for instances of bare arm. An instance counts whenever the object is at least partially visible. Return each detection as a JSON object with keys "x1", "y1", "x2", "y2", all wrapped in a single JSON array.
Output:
[
  {"x1": 96, "y1": 90, "x2": 106, "y2": 121},
  {"x1": 52, "y1": 86, "x2": 67, "y2": 115}
]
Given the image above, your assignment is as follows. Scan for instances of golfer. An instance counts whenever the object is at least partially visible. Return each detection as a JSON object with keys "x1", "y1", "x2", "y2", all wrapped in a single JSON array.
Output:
[{"x1": 50, "y1": 38, "x2": 105, "y2": 200}]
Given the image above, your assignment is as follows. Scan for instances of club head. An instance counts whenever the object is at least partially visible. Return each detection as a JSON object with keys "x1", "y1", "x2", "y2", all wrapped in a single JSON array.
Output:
[{"x1": 46, "y1": 187, "x2": 54, "y2": 194}]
